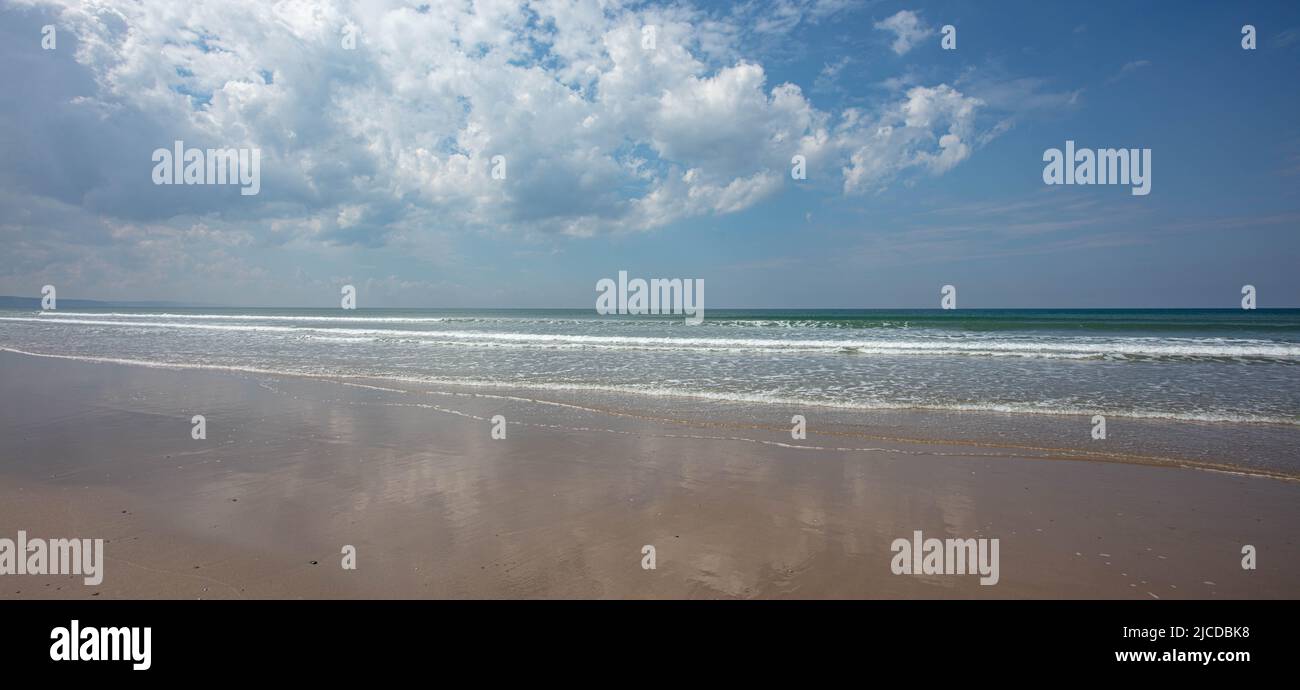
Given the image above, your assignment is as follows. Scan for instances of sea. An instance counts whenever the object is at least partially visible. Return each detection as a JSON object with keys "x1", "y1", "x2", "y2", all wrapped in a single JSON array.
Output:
[{"x1": 2, "y1": 307, "x2": 1296, "y2": 427}]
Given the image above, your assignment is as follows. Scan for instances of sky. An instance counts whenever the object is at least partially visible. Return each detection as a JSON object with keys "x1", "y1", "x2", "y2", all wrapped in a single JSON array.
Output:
[{"x1": 1, "y1": 0, "x2": 1298, "y2": 308}]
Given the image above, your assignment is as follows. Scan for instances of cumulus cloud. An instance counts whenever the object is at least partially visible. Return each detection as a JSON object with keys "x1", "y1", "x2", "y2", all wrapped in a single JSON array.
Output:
[
  {"x1": 9, "y1": 1, "x2": 845, "y2": 239},
  {"x1": 0, "y1": 0, "x2": 1017, "y2": 302},
  {"x1": 3, "y1": 0, "x2": 979, "y2": 239},
  {"x1": 840, "y1": 85, "x2": 982, "y2": 194},
  {"x1": 874, "y1": 10, "x2": 929, "y2": 56}
]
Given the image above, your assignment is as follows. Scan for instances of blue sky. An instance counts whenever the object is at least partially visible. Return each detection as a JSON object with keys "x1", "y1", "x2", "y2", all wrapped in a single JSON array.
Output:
[{"x1": 1, "y1": 0, "x2": 1298, "y2": 308}]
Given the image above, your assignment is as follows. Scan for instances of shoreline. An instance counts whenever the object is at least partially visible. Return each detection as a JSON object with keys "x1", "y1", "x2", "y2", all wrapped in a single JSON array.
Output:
[
  {"x1": 3, "y1": 342, "x2": 1298, "y2": 428},
  {"x1": 3, "y1": 345, "x2": 1298, "y2": 481},
  {"x1": 1, "y1": 349, "x2": 1297, "y2": 599}
]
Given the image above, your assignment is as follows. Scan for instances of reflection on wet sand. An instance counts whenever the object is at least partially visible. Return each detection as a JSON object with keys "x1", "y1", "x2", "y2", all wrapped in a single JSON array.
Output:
[{"x1": 0, "y1": 350, "x2": 1297, "y2": 599}]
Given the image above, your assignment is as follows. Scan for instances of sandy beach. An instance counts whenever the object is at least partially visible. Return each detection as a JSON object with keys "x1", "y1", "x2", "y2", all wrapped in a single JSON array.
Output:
[{"x1": 0, "y1": 349, "x2": 1295, "y2": 599}]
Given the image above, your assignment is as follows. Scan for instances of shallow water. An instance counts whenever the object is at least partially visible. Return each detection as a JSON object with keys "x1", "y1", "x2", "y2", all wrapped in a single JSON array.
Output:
[{"x1": 1, "y1": 308, "x2": 1297, "y2": 429}]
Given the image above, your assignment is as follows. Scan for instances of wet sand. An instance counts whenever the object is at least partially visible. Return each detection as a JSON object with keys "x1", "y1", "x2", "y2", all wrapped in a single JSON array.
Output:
[{"x1": 0, "y1": 350, "x2": 1296, "y2": 599}]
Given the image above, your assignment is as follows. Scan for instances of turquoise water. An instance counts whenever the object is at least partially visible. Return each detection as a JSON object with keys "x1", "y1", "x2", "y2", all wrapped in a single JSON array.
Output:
[{"x1": 1, "y1": 308, "x2": 1297, "y2": 425}]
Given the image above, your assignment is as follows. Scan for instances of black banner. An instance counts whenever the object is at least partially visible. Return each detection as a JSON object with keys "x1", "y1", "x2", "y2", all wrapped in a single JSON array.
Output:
[{"x1": 0, "y1": 600, "x2": 1287, "y2": 678}]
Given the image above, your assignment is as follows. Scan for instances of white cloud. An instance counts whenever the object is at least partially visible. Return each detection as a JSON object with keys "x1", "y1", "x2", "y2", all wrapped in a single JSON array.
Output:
[
  {"x1": 813, "y1": 56, "x2": 851, "y2": 93},
  {"x1": 747, "y1": 0, "x2": 859, "y2": 35},
  {"x1": 840, "y1": 84, "x2": 983, "y2": 194},
  {"x1": 4, "y1": 0, "x2": 990, "y2": 254},
  {"x1": 1106, "y1": 59, "x2": 1151, "y2": 84},
  {"x1": 874, "y1": 10, "x2": 929, "y2": 56}
]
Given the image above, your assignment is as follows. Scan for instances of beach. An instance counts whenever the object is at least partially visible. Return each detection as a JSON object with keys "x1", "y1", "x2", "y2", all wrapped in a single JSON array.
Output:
[
  {"x1": 4, "y1": 1, "x2": 1299, "y2": 675},
  {"x1": 1, "y1": 348, "x2": 1296, "y2": 599}
]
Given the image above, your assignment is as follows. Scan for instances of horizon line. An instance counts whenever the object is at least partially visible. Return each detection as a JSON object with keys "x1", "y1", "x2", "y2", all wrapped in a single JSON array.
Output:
[{"x1": 5, "y1": 300, "x2": 1299, "y2": 311}]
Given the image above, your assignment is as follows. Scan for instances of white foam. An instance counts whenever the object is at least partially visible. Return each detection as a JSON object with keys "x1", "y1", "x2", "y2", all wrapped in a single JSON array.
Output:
[
  {"x1": 5, "y1": 316, "x2": 1298, "y2": 360},
  {"x1": 2, "y1": 346, "x2": 1295, "y2": 426}
]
